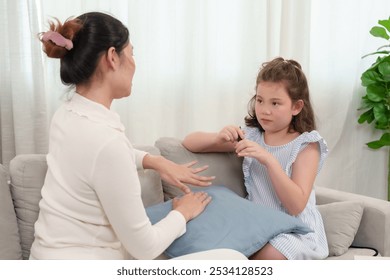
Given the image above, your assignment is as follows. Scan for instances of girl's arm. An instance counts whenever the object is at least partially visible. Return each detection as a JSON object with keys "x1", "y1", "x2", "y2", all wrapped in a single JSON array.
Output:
[
  {"x1": 182, "y1": 126, "x2": 245, "y2": 153},
  {"x1": 236, "y1": 140, "x2": 319, "y2": 216}
]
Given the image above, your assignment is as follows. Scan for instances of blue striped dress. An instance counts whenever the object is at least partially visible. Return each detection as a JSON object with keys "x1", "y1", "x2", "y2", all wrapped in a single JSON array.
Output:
[{"x1": 242, "y1": 127, "x2": 329, "y2": 259}]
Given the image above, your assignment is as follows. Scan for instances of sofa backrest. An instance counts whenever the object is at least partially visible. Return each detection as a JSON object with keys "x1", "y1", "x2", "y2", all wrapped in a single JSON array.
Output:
[
  {"x1": 9, "y1": 154, "x2": 47, "y2": 260},
  {"x1": 8, "y1": 145, "x2": 162, "y2": 260},
  {"x1": 0, "y1": 164, "x2": 22, "y2": 259}
]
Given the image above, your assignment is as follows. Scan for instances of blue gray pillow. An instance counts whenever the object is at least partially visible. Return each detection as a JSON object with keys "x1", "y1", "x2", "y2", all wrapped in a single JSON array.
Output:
[{"x1": 146, "y1": 186, "x2": 312, "y2": 258}]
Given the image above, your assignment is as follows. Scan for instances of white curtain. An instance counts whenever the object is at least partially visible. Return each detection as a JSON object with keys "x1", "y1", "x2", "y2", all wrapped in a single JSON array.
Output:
[
  {"x1": 1, "y1": 0, "x2": 390, "y2": 200},
  {"x1": 0, "y1": 0, "x2": 48, "y2": 168}
]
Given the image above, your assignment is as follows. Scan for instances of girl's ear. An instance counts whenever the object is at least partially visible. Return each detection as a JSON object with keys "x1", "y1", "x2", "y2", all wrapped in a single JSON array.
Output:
[{"x1": 292, "y1": 99, "x2": 304, "y2": 116}]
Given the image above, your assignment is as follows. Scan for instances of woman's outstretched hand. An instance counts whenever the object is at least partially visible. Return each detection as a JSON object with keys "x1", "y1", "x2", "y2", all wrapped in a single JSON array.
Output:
[
  {"x1": 143, "y1": 155, "x2": 215, "y2": 193},
  {"x1": 158, "y1": 160, "x2": 215, "y2": 193},
  {"x1": 172, "y1": 191, "x2": 212, "y2": 222}
]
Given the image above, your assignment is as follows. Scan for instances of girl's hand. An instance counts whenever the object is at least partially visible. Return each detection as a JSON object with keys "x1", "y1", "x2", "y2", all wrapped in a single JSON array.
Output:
[
  {"x1": 235, "y1": 139, "x2": 273, "y2": 166},
  {"x1": 172, "y1": 191, "x2": 212, "y2": 222},
  {"x1": 156, "y1": 159, "x2": 215, "y2": 193},
  {"x1": 217, "y1": 125, "x2": 245, "y2": 143}
]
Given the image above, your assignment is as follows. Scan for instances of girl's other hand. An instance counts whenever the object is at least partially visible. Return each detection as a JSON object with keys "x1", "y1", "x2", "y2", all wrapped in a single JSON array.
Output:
[
  {"x1": 235, "y1": 139, "x2": 273, "y2": 166},
  {"x1": 172, "y1": 191, "x2": 212, "y2": 222}
]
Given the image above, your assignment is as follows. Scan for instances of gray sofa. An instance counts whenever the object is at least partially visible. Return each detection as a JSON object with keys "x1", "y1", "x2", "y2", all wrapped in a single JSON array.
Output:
[{"x1": 1, "y1": 137, "x2": 390, "y2": 260}]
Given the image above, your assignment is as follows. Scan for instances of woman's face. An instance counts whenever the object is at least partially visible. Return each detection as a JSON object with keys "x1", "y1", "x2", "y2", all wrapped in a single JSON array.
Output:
[{"x1": 115, "y1": 43, "x2": 136, "y2": 99}]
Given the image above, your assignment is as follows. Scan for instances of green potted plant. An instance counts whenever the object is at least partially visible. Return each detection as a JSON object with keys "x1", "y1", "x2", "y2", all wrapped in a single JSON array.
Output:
[{"x1": 358, "y1": 17, "x2": 390, "y2": 201}]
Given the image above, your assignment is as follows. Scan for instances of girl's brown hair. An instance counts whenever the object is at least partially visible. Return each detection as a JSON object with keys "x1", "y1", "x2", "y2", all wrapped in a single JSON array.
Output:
[{"x1": 245, "y1": 57, "x2": 316, "y2": 133}]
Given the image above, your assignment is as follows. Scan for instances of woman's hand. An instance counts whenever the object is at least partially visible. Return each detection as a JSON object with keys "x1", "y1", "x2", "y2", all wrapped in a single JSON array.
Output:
[
  {"x1": 143, "y1": 155, "x2": 215, "y2": 193},
  {"x1": 172, "y1": 191, "x2": 212, "y2": 222},
  {"x1": 158, "y1": 160, "x2": 215, "y2": 193}
]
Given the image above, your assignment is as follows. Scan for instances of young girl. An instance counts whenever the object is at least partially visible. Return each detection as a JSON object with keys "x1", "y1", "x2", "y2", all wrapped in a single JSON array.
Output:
[{"x1": 182, "y1": 57, "x2": 329, "y2": 260}]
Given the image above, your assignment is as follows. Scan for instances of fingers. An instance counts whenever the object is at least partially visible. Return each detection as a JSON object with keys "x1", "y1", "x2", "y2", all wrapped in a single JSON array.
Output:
[
  {"x1": 191, "y1": 164, "x2": 209, "y2": 173},
  {"x1": 222, "y1": 125, "x2": 244, "y2": 142},
  {"x1": 182, "y1": 162, "x2": 216, "y2": 179},
  {"x1": 179, "y1": 162, "x2": 216, "y2": 186},
  {"x1": 196, "y1": 191, "x2": 212, "y2": 205},
  {"x1": 188, "y1": 191, "x2": 212, "y2": 204},
  {"x1": 235, "y1": 140, "x2": 258, "y2": 157},
  {"x1": 237, "y1": 128, "x2": 245, "y2": 142},
  {"x1": 187, "y1": 176, "x2": 214, "y2": 187},
  {"x1": 176, "y1": 182, "x2": 191, "y2": 194},
  {"x1": 184, "y1": 160, "x2": 198, "y2": 168}
]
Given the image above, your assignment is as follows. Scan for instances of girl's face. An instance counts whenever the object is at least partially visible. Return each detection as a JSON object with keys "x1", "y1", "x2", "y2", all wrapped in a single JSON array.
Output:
[{"x1": 255, "y1": 81, "x2": 303, "y2": 134}]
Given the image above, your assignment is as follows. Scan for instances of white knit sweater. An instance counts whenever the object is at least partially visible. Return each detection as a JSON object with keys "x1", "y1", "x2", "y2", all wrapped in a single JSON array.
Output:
[{"x1": 30, "y1": 93, "x2": 185, "y2": 260}]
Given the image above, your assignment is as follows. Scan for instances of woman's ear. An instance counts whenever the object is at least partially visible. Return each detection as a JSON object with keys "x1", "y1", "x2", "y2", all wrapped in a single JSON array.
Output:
[
  {"x1": 292, "y1": 99, "x2": 304, "y2": 116},
  {"x1": 105, "y1": 47, "x2": 118, "y2": 70}
]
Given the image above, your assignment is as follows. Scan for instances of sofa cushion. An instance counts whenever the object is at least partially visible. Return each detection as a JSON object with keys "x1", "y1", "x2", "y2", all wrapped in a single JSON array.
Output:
[
  {"x1": 155, "y1": 137, "x2": 246, "y2": 200},
  {"x1": 317, "y1": 201, "x2": 364, "y2": 256},
  {"x1": 146, "y1": 186, "x2": 311, "y2": 258},
  {"x1": 0, "y1": 164, "x2": 23, "y2": 260}
]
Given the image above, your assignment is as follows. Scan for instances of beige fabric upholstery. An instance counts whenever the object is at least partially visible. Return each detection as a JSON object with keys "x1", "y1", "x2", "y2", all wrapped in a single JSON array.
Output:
[
  {"x1": 0, "y1": 164, "x2": 22, "y2": 259},
  {"x1": 316, "y1": 186, "x2": 390, "y2": 258}
]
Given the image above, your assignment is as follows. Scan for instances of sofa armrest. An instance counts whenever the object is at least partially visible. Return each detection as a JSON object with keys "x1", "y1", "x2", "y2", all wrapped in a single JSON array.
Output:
[{"x1": 316, "y1": 186, "x2": 390, "y2": 257}]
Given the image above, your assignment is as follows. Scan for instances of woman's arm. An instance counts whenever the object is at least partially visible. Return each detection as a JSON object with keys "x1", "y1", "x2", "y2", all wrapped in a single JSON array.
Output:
[
  {"x1": 182, "y1": 126, "x2": 245, "y2": 153},
  {"x1": 92, "y1": 138, "x2": 211, "y2": 259}
]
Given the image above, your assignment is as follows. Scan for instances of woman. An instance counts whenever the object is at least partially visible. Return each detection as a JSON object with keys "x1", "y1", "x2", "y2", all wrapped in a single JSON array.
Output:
[{"x1": 30, "y1": 12, "x2": 213, "y2": 260}]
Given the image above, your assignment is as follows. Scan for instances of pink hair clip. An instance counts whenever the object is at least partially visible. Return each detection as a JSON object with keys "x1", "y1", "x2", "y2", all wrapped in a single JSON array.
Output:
[{"x1": 42, "y1": 31, "x2": 73, "y2": 50}]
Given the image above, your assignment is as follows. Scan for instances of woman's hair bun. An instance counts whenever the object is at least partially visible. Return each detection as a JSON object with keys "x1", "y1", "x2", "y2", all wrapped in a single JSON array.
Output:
[{"x1": 40, "y1": 17, "x2": 82, "y2": 59}]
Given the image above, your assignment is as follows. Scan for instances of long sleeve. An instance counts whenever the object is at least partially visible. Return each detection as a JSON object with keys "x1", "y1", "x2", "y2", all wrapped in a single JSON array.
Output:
[
  {"x1": 91, "y1": 136, "x2": 186, "y2": 259},
  {"x1": 133, "y1": 148, "x2": 148, "y2": 170}
]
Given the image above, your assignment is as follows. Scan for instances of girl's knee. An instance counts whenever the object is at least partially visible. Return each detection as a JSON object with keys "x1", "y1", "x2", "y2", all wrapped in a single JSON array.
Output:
[{"x1": 249, "y1": 243, "x2": 286, "y2": 260}]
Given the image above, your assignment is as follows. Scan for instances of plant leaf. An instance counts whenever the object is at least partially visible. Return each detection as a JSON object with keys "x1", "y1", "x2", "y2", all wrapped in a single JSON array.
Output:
[
  {"x1": 361, "y1": 70, "x2": 383, "y2": 86},
  {"x1": 370, "y1": 26, "x2": 390, "y2": 40},
  {"x1": 358, "y1": 109, "x2": 374, "y2": 124},
  {"x1": 379, "y1": 19, "x2": 390, "y2": 33},
  {"x1": 365, "y1": 56, "x2": 390, "y2": 72},
  {"x1": 366, "y1": 84, "x2": 386, "y2": 101},
  {"x1": 378, "y1": 61, "x2": 390, "y2": 80},
  {"x1": 367, "y1": 140, "x2": 385, "y2": 149},
  {"x1": 367, "y1": 132, "x2": 390, "y2": 149},
  {"x1": 373, "y1": 103, "x2": 389, "y2": 125}
]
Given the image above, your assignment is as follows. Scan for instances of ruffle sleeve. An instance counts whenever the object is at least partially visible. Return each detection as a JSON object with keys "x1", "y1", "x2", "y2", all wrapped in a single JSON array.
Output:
[{"x1": 285, "y1": 131, "x2": 328, "y2": 175}]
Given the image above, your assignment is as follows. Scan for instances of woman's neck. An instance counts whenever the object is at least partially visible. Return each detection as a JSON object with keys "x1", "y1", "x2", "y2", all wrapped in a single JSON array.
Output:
[{"x1": 76, "y1": 83, "x2": 113, "y2": 109}]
